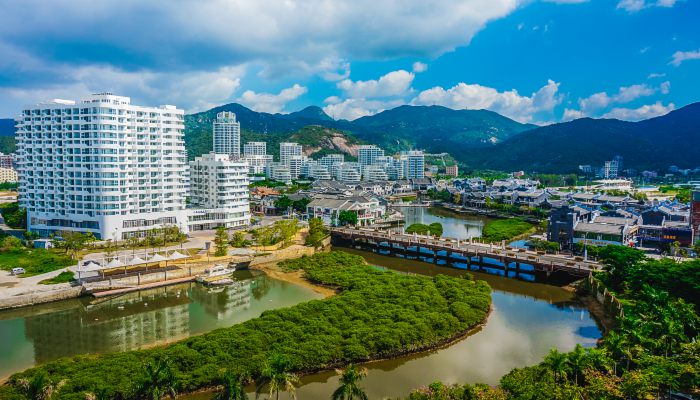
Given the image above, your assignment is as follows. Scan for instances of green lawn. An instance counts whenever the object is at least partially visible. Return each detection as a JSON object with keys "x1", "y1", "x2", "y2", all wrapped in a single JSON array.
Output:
[
  {"x1": 38, "y1": 271, "x2": 75, "y2": 285},
  {"x1": 0, "y1": 249, "x2": 75, "y2": 276},
  {"x1": 480, "y1": 218, "x2": 535, "y2": 243}
]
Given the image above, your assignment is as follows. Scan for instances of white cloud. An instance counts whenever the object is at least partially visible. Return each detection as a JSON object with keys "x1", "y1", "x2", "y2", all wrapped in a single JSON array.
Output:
[
  {"x1": 572, "y1": 82, "x2": 663, "y2": 117},
  {"x1": 670, "y1": 49, "x2": 700, "y2": 67},
  {"x1": 412, "y1": 62, "x2": 428, "y2": 73},
  {"x1": 410, "y1": 79, "x2": 561, "y2": 123},
  {"x1": 237, "y1": 84, "x2": 307, "y2": 114},
  {"x1": 0, "y1": 64, "x2": 246, "y2": 113},
  {"x1": 617, "y1": 0, "x2": 677, "y2": 12},
  {"x1": 338, "y1": 70, "x2": 415, "y2": 98},
  {"x1": 647, "y1": 72, "x2": 666, "y2": 79},
  {"x1": 602, "y1": 101, "x2": 675, "y2": 121},
  {"x1": 543, "y1": 0, "x2": 588, "y2": 3},
  {"x1": 562, "y1": 108, "x2": 586, "y2": 121},
  {"x1": 323, "y1": 98, "x2": 405, "y2": 121}
]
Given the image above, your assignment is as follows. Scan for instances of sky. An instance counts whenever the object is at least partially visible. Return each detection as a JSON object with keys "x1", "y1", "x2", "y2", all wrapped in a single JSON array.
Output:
[{"x1": 0, "y1": 0, "x2": 698, "y2": 124}]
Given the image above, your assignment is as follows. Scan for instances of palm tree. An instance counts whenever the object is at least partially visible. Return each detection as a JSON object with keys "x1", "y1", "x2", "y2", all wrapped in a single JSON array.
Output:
[
  {"x1": 331, "y1": 364, "x2": 368, "y2": 400},
  {"x1": 543, "y1": 348, "x2": 568, "y2": 383},
  {"x1": 135, "y1": 357, "x2": 178, "y2": 400},
  {"x1": 566, "y1": 344, "x2": 587, "y2": 386},
  {"x1": 255, "y1": 354, "x2": 299, "y2": 400},
  {"x1": 16, "y1": 371, "x2": 66, "y2": 400},
  {"x1": 214, "y1": 371, "x2": 248, "y2": 400}
]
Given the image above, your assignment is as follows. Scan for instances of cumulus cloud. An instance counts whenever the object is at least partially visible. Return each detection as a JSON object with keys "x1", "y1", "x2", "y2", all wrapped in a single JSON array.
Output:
[
  {"x1": 237, "y1": 84, "x2": 307, "y2": 114},
  {"x1": 670, "y1": 49, "x2": 700, "y2": 67},
  {"x1": 566, "y1": 81, "x2": 668, "y2": 119},
  {"x1": 617, "y1": 0, "x2": 677, "y2": 12},
  {"x1": 0, "y1": 64, "x2": 246, "y2": 113},
  {"x1": 323, "y1": 98, "x2": 405, "y2": 121},
  {"x1": 602, "y1": 101, "x2": 675, "y2": 121},
  {"x1": 412, "y1": 62, "x2": 428, "y2": 73},
  {"x1": 410, "y1": 80, "x2": 561, "y2": 123},
  {"x1": 337, "y1": 70, "x2": 415, "y2": 98}
]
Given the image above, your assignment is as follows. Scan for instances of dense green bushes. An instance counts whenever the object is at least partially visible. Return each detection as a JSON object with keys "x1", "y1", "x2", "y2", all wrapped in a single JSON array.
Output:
[
  {"x1": 0, "y1": 237, "x2": 74, "y2": 276},
  {"x1": 406, "y1": 223, "x2": 443, "y2": 237},
  {"x1": 480, "y1": 218, "x2": 534, "y2": 242},
  {"x1": 6, "y1": 251, "x2": 491, "y2": 399},
  {"x1": 0, "y1": 202, "x2": 26, "y2": 229}
]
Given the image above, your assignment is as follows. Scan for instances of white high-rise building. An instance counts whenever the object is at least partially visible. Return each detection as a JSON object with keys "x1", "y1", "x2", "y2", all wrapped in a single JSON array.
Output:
[
  {"x1": 243, "y1": 142, "x2": 266, "y2": 156},
  {"x1": 288, "y1": 155, "x2": 305, "y2": 180},
  {"x1": 188, "y1": 152, "x2": 250, "y2": 230},
  {"x1": 335, "y1": 163, "x2": 362, "y2": 184},
  {"x1": 15, "y1": 94, "x2": 188, "y2": 240},
  {"x1": 265, "y1": 163, "x2": 292, "y2": 184},
  {"x1": 401, "y1": 150, "x2": 425, "y2": 179},
  {"x1": 280, "y1": 142, "x2": 302, "y2": 166},
  {"x1": 213, "y1": 111, "x2": 241, "y2": 159},
  {"x1": 358, "y1": 145, "x2": 385, "y2": 167},
  {"x1": 363, "y1": 165, "x2": 388, "y2": 181},
  {"x1": 242, "y1": 154, "x2": 273, "y2": 175}
]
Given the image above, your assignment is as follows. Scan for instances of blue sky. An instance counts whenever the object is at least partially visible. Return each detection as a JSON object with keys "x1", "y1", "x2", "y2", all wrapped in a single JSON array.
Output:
[{"x1": 0, "y1": 0, "x2": 698, "y2": 124}]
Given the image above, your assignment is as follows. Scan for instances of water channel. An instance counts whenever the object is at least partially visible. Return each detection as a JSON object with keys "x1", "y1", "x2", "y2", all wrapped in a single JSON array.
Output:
[{"x1": 0, "y1": 207, "x2": 601, "y2": 398}]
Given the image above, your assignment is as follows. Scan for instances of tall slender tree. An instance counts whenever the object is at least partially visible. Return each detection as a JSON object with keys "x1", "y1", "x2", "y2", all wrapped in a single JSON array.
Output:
[
  {"x1": 214, "y1": 371, "x2": 248, "y2": 400},
  {"x1": 135, "y1": 357, "x2": 178, "y2": 400},
  {"x1": 255, "y1": 354, "x2": 299, "y2": 400},
  {"x1": 331, "y1": 364, "x2": 369, "y2": 400}
]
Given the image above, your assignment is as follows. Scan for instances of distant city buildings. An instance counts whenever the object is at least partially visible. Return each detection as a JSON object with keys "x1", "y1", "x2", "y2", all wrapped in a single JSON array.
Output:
[
  {"x1": 243, "y1": 141, "x2": 266, "y2": 156},
  {"x1": 692, "y1": 191, "x2": 700, "y2": 244},
  {"x1": 401, "y1": 150, "x2": 425, "y2": 179},
  {"x1": 358, "y1": 145, "x2": 384, "y2": 167},
  {"x1": 242, "y1": 141, "x2": 272, "y2": 175},
  {"x1": 445, "y1": 165, "x2": 459, "y2": 177},
  {"x1": 213, "y1": 111, "x2": 241, "y2": 159},
  {"x1": 280, "y1": 142, "x2": 302, "y2": 166},
  {"x1": 0, "y1": 152, "x2": 14, "y2": 169},
  {"x1": 0, "y1": 167, "x2": 18, "y2": 183}
]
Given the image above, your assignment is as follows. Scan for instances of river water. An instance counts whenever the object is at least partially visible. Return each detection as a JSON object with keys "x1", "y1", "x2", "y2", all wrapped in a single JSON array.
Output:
[
  {"x1": 0, "y1": 270, "x2": 323, "y2": 380},
  {"x1": 1, "y1": 207, "x2": 601, "y2": 399},
  {"x1": 402, "y1": 206, "x2": 488, "y2": 239}
]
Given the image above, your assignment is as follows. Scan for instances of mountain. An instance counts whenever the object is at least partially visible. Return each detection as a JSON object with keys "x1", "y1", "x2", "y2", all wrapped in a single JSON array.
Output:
[
  {"x1": 0, "y1": 119, "x2": 15, "y2": 153},
  {"x1": 466, "y1": 102, "x2": 700, "y2": 173},
  {"x1": 348, "y1": 105, "x2": 536, "y2": 154},
  {"x1": 184, "y1": 103, "x2": 534, "y2": 159}
]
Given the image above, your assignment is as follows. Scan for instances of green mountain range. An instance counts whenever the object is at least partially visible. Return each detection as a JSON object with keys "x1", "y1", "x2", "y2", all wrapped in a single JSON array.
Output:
[{"x1": 464, "y1": 102, "x2": 700, "y2": 173}]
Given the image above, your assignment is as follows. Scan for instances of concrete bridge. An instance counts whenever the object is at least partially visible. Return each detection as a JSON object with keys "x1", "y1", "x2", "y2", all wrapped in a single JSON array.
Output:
[{"x1": 330, "y1": 227, "x2": 599, "y2": 278}]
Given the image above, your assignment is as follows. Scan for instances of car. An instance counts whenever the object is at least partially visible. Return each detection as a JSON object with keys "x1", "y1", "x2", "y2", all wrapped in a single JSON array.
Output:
[{"x1": 11, "y1": 267, "x2": 26, "y2": 275}]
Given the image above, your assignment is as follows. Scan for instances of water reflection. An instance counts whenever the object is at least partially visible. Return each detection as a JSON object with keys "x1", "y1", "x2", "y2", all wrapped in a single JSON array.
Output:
[
  {"x1": 403, "y1": 206, "x2": 488, "y2": 239},
  {"x1": 0, "y1": 272, "x2": 323, "y2": 379}
]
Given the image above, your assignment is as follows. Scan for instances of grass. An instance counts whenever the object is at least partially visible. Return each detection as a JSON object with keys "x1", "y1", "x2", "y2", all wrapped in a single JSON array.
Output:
[
  {"x1": 480, "y1": 218, "x2": 535, "y2": 243},
  {"x1": 0, "y1": 249, "x2": 75, "y2": 276},
  {"x1": 39, "y1": 270, "x2": 75, "y2": 285}
]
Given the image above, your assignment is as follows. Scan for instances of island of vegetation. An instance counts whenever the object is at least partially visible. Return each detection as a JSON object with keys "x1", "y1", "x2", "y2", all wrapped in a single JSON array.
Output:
[
  {"x1": 406, "y1": 222, "x2": 443, "y2": 237},
  {"x1": 1, "y1": 251, "x2": 492, "y2": 400},
  {"x1": 408, "y1": 245, "x2": 700, "y2": 399}
]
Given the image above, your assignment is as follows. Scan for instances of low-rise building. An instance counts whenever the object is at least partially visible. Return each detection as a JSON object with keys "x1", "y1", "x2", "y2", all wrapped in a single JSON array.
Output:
[{"x1": 0, "y1": 167, "x2": 18, "y2": 183}]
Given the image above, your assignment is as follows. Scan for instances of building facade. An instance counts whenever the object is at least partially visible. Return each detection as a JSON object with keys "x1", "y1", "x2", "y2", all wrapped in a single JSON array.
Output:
[
  {"x1": 401, "y1": 150, "x2": 425, "y2": 179},
  {"x1": 0, "y1": 167, "x2": 18, "y2": 183},
  {"x1": 279, "y1": 142, "x2": 302, "y2": 166},
  {"x1": 213, "y1": 111, "x2": 241, "y2": 159},
  {"x1": 243, "y1": 141, "x2": 266, "y2": 156},
  {"x1": 188, "y1": 152, "x2": 250, "y2": 230},
  {"x1": 16, "y1": 94, "x2": 188, "y2": 239},
  {"x1": 692, "y1": 191, "x2": 700, "y2": 244},
  {"x1": 358, "y1": 145, "x2": 385, "y2": 167}
]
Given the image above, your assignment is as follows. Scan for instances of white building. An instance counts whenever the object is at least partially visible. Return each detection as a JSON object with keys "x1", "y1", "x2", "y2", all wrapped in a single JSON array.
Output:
[
  {"x1": 266, "y1": 162, "x2": 292, "y2": 184},
  {"x1": 288, "y1": 155, "x2": 305, "y2": 180},
  {"x1": 0, "y1": 153, "x2": 14, "y2": 169},
  {"x1": 319, "y1": 154, "x2": 344, "y2": 169},
  {"x1": 358, "y1": 145, "x2": 385, "y2": 167},
  {"x1": 336, "y1": 163, "x2": 362, "y2": 184},
  {"x1": 242, "y1": 154, "x2": 273, "y2": 175},
  {"x1": 401, "y1": 150, "x2": 425, "y2": 179},
  {"x1": 188, "y1": 152, "x2": 250, "y2": 230},
  {"x1": 280, "y1": 142, "x2": 302, "y2": 166},
  {"x1": 0, "y1": 167, "x2": 18, "y2": 183},
  {"x1": 362, "y1": 164, "x2": 388, "y2": 181},
  {"x1": 243, "y1": 141, "x2": 266, "y2": 156},
  {"x1": 213, "y1": 111, "x2": 241, "y2": 159},
  {"x1": 16, "y1": 93, "x2": 189, "y2": 240}
]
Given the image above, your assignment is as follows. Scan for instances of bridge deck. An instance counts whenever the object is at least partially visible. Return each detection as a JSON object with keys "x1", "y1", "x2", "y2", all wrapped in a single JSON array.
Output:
[{"x1": 330, "y1": 227, "x2": 597, "y2": 277}]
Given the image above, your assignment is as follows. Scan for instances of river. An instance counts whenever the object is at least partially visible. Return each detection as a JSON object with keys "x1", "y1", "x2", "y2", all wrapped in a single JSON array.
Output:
[
  {"x1": 402, "y1": 206, "x2": 489, "y2": 239},
  {"x1": 0, "y1": 270, "x2": 323, "y2": 380},
  {"x1": 1, "y1": 207, "x2": 601, "y2": 398}
]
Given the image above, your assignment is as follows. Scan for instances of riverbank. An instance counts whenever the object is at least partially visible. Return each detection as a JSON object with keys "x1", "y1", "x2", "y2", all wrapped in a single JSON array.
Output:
[{"x1": 252, "y1": 260, "x2": 337, "y2": 298}]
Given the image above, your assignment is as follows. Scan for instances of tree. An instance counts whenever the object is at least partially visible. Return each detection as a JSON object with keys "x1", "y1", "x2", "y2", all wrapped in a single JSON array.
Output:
[
  {"x1": 331, "y1": 364, "x2": 368, "y2": 400},
  {"x1": 337, "y1": 211, "x2": 358, "y2": 227},
  {"x1": 274, "y1": 196, "x2": 293, "y2": 214},
  {"x1": 15, "y1": 371, "x2": 66, "y2": 400},
  {"x1": 597, "y1": 245, "x2": 645, "y2": 291},
  {"x1": 276, "y1": 219, "x2": 299, "y2": 246},
  {"x1": 214, "y1": 227, "x2": 229, "y2": 257},
  {"x1": 255, "y1": 354, "x2": 299, "y2": 400},
  {"x1": 214, "y1": 371, "x2": 248, "y2": 400},
  {"x1": 135, "y1": 358, "x2": 178, "y2": 400},
  {"x1": 305, "y1": 217, "x2": 328, "y2": 249},
  {"x1": 292, "y1": 197, "x2": 311, "y2": 213},
  {"x1": 543, "y1": 348, "x2": 568, "y2": 383},
  {"x1": 230, "y1": 231, "x2": 249, "y2": 248},
  {"x1": 56, "y1": 231, "x2": 94, "y2": 259}
]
